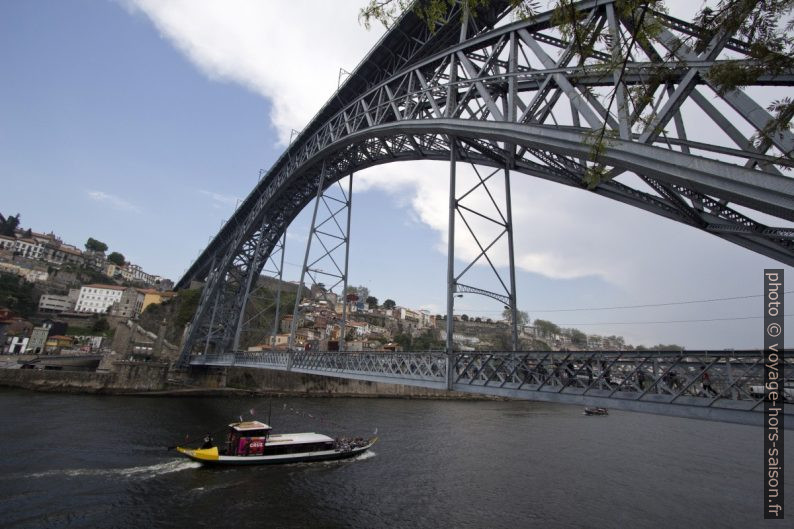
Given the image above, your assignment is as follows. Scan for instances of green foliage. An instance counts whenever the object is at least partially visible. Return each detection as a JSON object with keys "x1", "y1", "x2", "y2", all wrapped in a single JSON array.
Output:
[
  {"x1": 175, "y1": 288, "x2": 203, "y2": 329},
  {"x1": 501, "y1": 307, "x2": 529, "y2": 325},
  {"x1": 648, "y1": 343, "x2": 684, "y2": 351},
  {"x1": 91, "y1": 317, "x2": 110, "y2": 333},
  {"x1": 107, "y1": 252, "x2": 125, "y2": 266},
  {"x1": 569, "y1": 328, "x2": 587, "y2": 345},
  {"x1": 533, "y1": 319, "x2": 560, "y2": 336},
  {"x1": 0, "y1": 273, "x2": 37, "y2": 317},
  {"x1": 383, "y1": 298, "x2": 396, "y2": 309},
  {"x1": 0, "y1": 213, "x2": 20, "y2": 237},
  {"x1": 365, "y1": 295, "x2": 378, "y2": 308},
  {"x1": 85, "y1": 237, "x2": 108, "y2": 253},
  {"x1": 359, "y1": 0, "x2": 541, "y2": 31},
  {"x1": 393, "y1": 329, "x2": 444, "y2": 351}
]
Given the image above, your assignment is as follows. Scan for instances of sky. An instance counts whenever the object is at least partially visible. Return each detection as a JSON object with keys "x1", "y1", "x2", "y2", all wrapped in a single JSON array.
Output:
[{"x1": 0, "y1": 0, "x2": 791, "y2": 349}]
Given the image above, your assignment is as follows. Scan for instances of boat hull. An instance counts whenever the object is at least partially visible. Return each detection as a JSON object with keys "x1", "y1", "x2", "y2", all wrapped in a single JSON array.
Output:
[{"x1": 176, "y1": 439, "x2": 376, "y2": 466}]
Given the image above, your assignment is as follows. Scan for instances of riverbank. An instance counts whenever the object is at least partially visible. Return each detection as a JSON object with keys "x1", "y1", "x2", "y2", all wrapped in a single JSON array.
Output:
[{"x1": 0, "y1": 364, "x2": 489, "y2": 399}]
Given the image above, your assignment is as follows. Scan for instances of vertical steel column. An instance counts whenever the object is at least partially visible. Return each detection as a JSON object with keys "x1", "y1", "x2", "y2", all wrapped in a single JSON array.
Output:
[
  {"x1": 271, "y1": 232, "x2": 287, "y2": 341},
  {"x1": 339, "y1": 174, "x2": 354, "y2": 351},
  {"x1": 231, "y1": 227, "x2": 267, "y2": 352},
  {"x1": 504, "y1": 166, "x2": 519, "y2": 351},
  {"x1": 288, "y1": 162, "x2": 327, "y2": 366},
  {"x1": 446, "y1": 144, "x2": 457, "y2": 390},
  {"x1": 506, "y1": 29, "x2": 519, "y2": 352},
  {"x1": 446, "y1": 1, "x2": 468, "y2": 390},
  {"x1": 203, "y1": 288, "x2": 221, "y2": 356}
]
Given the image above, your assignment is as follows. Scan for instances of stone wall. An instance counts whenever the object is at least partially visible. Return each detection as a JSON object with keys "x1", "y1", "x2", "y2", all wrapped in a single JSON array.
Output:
[
  {"x1": 187, "y1": 366, "x2": 481, "y2": 399},
  {"x1": 0, "y1": 361, "x2": 168, "y2": 394}
]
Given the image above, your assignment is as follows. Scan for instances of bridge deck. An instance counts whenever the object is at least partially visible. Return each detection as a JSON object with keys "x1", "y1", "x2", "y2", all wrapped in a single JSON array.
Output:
[{"x1": 190, "y1": 350, "x2": 792, "y2": 428}]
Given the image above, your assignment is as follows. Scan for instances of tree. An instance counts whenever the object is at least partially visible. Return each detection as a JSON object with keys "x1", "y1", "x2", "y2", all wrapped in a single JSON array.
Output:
[
  {"x1": 533, "y1": 319, "x2": 560, "y2": 336},
  {"x1": 0, "y1": 213, "x2": 20, "y2": 236},
  {"x1": 570, "y1": 328, "x2": 588, "y2": 346},
  {"x1": 461, "y1": 314, "x2": 469, "y2": 321},
  {"x1": 383, "y1": 298, "x2": 396, "y2": 309},
  {"x1": 85, "y1": 238, "x2": 108, "y2": 253},
  {"x1": 107, "y1": 252, "x2": 125, "y2": 266},
  {"x1": 365, "y1": 296, "x2": 378, "y2": 309},
  {"x1": 91, "y1": 317, "x2": 110, "y2": 333},
  {"x1": 350, "y1": 285, "x2": 369, "y2": 300},
  {"x1": 502, "y1": 307, "x2": 529, "y2": 326},
  {"x1": 0, "y1": 273, "x2": 36, "y2": 317}
]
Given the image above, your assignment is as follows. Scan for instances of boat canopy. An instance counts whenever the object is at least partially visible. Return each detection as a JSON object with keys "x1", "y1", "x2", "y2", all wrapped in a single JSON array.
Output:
[{"x1": 229, "y1": 420, "x2": 272, "y2": 433}]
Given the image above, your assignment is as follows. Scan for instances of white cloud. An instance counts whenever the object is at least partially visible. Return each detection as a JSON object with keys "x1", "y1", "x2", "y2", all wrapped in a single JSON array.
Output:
[
  {"x1": 87, "y1": 190, "x2": 142, "y2": 213},
  {"x1": 122, "y1": 0, "x2": 382, "y2": 144}
]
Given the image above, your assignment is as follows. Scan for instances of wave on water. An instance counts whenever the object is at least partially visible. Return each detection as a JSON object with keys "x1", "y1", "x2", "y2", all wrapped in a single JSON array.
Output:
[
  {"x1": 22, "y1": 460, "x2": 201, "y2": 480},
  {"x1": 354, "y1": 450, "x2": 376, "y2": 461}
]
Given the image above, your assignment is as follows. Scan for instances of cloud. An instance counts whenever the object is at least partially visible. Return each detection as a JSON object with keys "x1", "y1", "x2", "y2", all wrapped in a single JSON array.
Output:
[
  {"x1": 199, "y1": 189, "x2": 239, "y2": 209},
  {"x1": 87, "y1": 190, "x2": 142, "y2": 213},
  {"x1": 121, "y1": 0, "x2": 382, "y2": 144}
]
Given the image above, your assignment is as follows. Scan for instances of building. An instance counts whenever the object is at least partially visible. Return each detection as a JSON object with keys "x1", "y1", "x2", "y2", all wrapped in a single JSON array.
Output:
[
  {"x1": 139, "y1": 289, "x2": 176, "y2": 312},
  {"x1": 13, "y1": 238, "x2": 45, "y2": 260},
  {"x1": 0, "y1": 235, "x2": 15, "y2": 251},
  {"x1": 38, "y1": 291, "x2": 79, "y2": 313},
  {"x1": 75, "y1": 284, "x2": 127, "y2": 314},
  {"x1": 109, "y1": 288, "x2": 145, "y2": 318},
  {"x1": 28, "y1": 327, "x2": 49, "y2": 354}
]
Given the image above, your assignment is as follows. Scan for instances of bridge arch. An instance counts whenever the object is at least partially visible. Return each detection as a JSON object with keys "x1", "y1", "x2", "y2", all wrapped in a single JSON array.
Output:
[{"x1": 176, "y1": 0, "x2": 794, "y2": 368}]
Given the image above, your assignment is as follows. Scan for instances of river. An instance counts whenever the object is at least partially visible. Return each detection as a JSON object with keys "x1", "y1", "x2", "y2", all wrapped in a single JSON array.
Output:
[{"x1": 0, "y1": 388, "x2": 790, "y2": 528}]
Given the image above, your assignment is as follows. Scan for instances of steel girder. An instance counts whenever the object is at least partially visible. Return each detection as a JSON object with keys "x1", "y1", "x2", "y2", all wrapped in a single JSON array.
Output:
[
  {"x1": 176, "y1": 0, "x2": 794, "y2": 366},
  {"x1": 190, "y1": 349, "x2": 793, "y2": 427}
]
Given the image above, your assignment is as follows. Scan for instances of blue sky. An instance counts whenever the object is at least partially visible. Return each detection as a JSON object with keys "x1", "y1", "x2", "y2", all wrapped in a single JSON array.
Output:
[{"x1": 1, "y1": 0, "x2": 791, "y2": 349}]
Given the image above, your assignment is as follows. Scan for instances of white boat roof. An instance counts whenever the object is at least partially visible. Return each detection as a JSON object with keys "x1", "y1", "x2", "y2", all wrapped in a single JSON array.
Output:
[
  {"x1": 267, "y1": 432, "x2": 334, "y2": 444},
  {"x1": 229, "y1": 420, "x2": 271, "y2": 432}
]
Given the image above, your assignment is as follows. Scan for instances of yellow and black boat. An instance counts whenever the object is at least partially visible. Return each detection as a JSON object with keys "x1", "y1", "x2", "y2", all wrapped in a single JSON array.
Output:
[{"x1": 176, "y1": 421, "x2": 377, "y2": 466}]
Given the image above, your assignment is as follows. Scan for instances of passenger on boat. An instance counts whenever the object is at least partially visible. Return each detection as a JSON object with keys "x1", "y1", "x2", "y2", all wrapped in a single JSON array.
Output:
[{"x1": 202, "y1": 434, "x2": 214, "y2": 449}]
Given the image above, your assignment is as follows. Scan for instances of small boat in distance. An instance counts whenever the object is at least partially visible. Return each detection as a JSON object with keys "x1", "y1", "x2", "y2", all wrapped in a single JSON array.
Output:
[
  {"x1": 583, "y1": 407, "x2": 609, "y2": 416},
  {"x1": 175, "y1": 420, "x2": 377, "y2": 466}
]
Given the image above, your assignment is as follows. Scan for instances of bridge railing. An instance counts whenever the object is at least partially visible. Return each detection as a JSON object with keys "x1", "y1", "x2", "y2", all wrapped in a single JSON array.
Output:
[
  {"x1": 451, "y1": 351, "x2": 791, "y2": 412},
  {"x1": 188, "y1": 350, "x2": 791, "y2": 422}
]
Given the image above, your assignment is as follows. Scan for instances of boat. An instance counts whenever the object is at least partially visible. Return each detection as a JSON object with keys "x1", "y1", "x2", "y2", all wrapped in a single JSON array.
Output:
[
  {"x1": 583, "y1": 407, "x2": 608, "y2": 416},
  {"x1": 175, "y1": 420, "x2": 377, "y2": 466}
]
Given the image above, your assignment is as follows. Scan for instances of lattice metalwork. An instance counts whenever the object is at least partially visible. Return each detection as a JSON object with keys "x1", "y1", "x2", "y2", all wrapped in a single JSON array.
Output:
[
  {"x1": 190, "y1": 349, "x2": 792, "y2": 426},
  {"x1": 233, "y1": 232, "x2": 286, "y2": 351},
  {"x1": 177, "y1": 0, "x2": 794, "y2": 367},
  {"x1": 288, "y1": 167, "x2": 354, "y2": 351}
]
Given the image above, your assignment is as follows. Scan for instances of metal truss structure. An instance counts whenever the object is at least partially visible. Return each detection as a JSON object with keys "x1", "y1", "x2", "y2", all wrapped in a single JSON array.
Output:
[
  {"x1": 288, "y1": 168, "x2": 354, "y2": 351},
  {"x1": 447, "y1": 154, "x2": 520, "y2": 352},
  {"x1": 190, "y1": 349, "x2": 793, "y2": 427},
  {"x1": 234, "y1": 232, "x2": 286, "y2": 351},
  {"x1": 177, "y1": 0, "x2": 794, "y2": 372}
]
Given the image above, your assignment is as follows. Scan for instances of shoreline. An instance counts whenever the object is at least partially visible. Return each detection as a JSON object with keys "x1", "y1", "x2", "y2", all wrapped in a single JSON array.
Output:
[{"x1": 0, "y1": 367, "x2": 497, "y2": 400}]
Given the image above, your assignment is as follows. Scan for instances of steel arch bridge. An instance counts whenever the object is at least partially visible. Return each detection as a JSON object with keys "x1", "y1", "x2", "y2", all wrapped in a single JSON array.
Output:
[{"x1": 174, "y1": 0, "x2": 793, "y2": 426}]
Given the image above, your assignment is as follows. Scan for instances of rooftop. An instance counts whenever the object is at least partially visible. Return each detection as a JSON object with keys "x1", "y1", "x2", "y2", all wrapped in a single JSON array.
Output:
[
  {"x1": 83, "y1": 284, "x2": 126, "y2": 291},
  {"x1": 229, "y1": 420, "x2": 271, "y2": 432},
  {"x1": 267, "y1": 433, "x2": 334, "y2": 444}
]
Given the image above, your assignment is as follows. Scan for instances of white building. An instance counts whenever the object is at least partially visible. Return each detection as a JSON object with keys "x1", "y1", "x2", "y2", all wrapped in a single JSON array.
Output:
[
  {"x1": 39, "y1": 293, "x2": 77, "y2": 313},
  {"x1": 13, "y1": 238, "x2": 45, "y2": 260},
  {"x1": 75, "y1": 284, "x2": 126, "y2": 314}
]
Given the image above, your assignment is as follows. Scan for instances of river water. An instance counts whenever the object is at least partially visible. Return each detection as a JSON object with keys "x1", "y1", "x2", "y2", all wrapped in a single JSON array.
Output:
[{"x1": 0, "y1": 387, "x2": 790, "y2": 528}]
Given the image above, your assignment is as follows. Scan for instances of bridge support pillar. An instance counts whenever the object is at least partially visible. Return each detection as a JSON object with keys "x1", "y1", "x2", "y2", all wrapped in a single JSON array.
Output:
[
  {"x1": 446, "y1": 143, "x2": 457, "y2": 390},
  {"x1": 289, "y1": 163, "x2": 354, "y2": 361}
]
